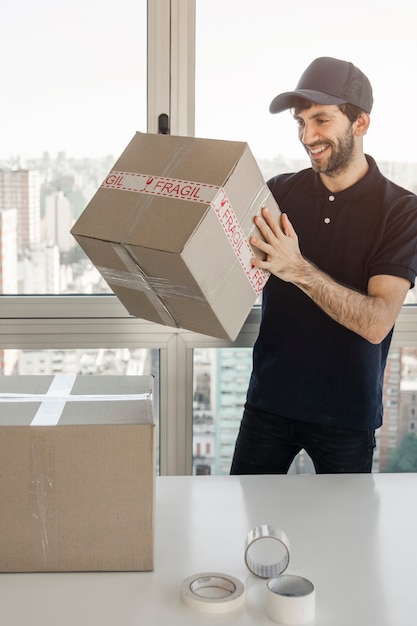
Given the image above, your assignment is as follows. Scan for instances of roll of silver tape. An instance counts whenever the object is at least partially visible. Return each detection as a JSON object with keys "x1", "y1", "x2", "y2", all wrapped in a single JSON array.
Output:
[
  {"x1": 245, "y1": 524, "x2": 290, "y2": 578},
  {"x1": 180, "y1": 572, "x2": 245, "y2": 614},
  {"x1": 266, "y1": 574, "x2": 315, "y2": 625}
]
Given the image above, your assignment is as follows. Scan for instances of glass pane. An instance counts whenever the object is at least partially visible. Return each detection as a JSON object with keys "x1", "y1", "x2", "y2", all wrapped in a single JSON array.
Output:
[
  {"x1": 2, "y1": 348, "x2": 160, "y2": 473},
  {"x1": 1, "y1": 0, "x2": 147, "y2": 295},
  {"x1": 195, "y1": 0, "x2": 417, "y2": 473},
  {"x1": 380, "y1": 347, "x2": 417, "y2": 472},
  {"x1": 193, "y1": 348, "x2": 251, "y2": 475}
]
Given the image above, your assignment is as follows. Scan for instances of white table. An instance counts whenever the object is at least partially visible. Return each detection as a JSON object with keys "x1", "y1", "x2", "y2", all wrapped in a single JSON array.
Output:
[{"x1": 1, "y1": 473, "x2": 416, "y2": 625}]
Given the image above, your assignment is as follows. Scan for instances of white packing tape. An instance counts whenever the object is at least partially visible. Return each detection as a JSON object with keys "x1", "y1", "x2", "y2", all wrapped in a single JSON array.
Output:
[
  {"x1": 30, "y1": 374, "x2": 77, "y2": 426},
  {"x1": 266, "y1": 575, "x2": 315, "y2": 625},
  {"x1": 244, "y1": 524, "x2": 290, "y2": 578},
  {"x1": 180, "y1": 572, "x2": 244, "y2": 614},
  {"x1": 1, "y1": 393, "x2": 150, "y2": 403}
]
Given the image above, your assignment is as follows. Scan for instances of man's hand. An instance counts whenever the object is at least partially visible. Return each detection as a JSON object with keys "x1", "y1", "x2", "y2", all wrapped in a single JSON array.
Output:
[{"x1": 250, "y1": 208, "x2": 309, "y2": 282}]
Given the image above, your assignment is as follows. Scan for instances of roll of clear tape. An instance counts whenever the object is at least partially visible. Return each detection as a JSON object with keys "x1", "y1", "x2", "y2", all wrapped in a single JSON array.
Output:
[
  {"x1": 180, "y1": 572, "x2": 245, "y2": 614},
  {"x1": 267, "y1": 575, "x2": 315, "y2": 625},
  {"x1": 244, "y1": 524, "x2": 290, "y2": 578}
]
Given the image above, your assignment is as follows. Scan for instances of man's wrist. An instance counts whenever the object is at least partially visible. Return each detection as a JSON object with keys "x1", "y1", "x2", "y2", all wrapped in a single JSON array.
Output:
[{"x1": 292, "y1": 258, "x2": 318, "y2": 290}]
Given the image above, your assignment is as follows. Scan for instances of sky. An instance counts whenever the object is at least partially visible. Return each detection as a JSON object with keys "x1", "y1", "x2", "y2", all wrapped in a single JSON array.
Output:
[{"x1": 3, "y1": 0, "x2": 417, "y2": 164}]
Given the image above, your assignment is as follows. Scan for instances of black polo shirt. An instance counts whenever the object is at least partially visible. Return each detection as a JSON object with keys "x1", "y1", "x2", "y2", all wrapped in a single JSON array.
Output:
[{"x1": 246, "y1": 156, "x2": 417, "y2": 430}]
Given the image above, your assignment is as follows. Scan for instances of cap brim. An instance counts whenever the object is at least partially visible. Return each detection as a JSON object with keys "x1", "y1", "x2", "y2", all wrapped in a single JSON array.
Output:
[{"x1": 269, "y1": 89, "x2": 347, "y2": 113}]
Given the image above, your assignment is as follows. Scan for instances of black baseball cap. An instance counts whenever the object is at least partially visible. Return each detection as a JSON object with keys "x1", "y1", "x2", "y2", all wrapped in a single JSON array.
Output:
[{"x1": 269, "y1": 57, "x2": 373, "y2": 114}]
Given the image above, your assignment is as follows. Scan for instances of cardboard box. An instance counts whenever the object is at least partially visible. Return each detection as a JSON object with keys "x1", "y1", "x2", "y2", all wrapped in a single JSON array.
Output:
[
  {"x1": 0, "y1": 374, "x2": 154, "y2": 572},
  {"x1": 71, "y1": 133, "x2": 280, "y2": 340}
]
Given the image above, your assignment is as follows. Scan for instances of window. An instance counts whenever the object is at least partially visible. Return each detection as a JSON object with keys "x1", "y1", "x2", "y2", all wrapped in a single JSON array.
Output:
[{"x1": 2, "y1": 0, "x2": 417, "y2": 475}]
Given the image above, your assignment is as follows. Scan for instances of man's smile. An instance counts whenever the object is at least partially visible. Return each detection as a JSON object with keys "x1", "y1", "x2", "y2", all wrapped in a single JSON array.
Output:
[{"x1": 307, "y1": 144, "x2": 329, "y2": 157}]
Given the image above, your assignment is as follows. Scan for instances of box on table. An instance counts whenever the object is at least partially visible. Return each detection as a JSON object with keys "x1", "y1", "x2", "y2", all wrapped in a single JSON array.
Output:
[
  {"x1": 70, "y1": 132, "x2": 281, "y2": 340},
  {"x1": 0, "y1": 374, "x2": 154, "y2": 573}
]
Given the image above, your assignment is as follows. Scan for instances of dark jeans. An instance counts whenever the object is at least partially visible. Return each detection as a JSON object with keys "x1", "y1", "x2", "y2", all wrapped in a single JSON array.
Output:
[{"x1": 230, "y1": 404, "x2": 376, "y2": 475}]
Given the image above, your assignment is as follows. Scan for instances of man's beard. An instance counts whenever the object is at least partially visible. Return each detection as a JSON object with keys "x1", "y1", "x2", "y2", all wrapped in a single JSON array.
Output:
[{"x1": 308, "y1": 126, "x2": 355, "y2": 177}]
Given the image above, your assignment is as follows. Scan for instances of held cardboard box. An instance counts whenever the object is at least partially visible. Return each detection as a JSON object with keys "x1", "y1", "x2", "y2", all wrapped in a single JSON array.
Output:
[
  {"x1": 0, "y1": 374, "x2": 155, "y2": 573},
  {"x1": 71, "y1": 132, "x2": 281, "y2": 340}
]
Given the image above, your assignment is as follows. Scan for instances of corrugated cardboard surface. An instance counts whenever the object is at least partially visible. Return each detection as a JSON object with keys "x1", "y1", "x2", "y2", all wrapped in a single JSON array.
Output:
[
  {"x1": 71, "y1": 133, "x2": 281, "y2": 340},
  {"x1": 0, "y1": 375, "x2": 155, "y2": 572}
]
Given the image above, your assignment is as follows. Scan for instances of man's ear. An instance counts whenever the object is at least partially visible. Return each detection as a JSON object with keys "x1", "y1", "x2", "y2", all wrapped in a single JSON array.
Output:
[{"x1": 354, "y1": 112, "x2": 371, "y2": 137}]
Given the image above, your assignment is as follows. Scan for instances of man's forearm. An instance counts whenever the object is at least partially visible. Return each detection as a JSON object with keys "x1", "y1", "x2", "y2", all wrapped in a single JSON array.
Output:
[{"x1": 292, "y1": 259, "x2": 390, "y2": 344}]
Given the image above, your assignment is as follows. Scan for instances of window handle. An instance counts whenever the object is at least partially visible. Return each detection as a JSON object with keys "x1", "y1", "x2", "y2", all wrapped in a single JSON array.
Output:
[{"x1": 158, "y1": 113, "x2": 170, "y2": 135}]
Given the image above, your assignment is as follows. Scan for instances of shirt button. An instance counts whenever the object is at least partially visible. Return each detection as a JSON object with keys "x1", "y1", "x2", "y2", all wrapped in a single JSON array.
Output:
[
  {"x1": 324, "y1": 217, "x2": 331, "y2": 224},
  {"x1": 329, "y1": 195, "x2": 335, "y2": 201}
]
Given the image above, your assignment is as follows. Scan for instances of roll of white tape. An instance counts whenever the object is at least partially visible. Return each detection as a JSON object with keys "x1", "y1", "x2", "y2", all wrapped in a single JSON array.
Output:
[
  {"x1": 266, "y1": 575, "x2": 315, "y2": 625},
  {"x1": 245, "y1": 524, "x2": 290, "y2": 578},
  {"x1": 180, "y1": 572, "x2": 245, "y2": 614}
]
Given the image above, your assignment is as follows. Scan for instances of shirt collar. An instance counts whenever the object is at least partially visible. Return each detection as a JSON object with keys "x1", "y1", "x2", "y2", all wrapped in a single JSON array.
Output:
[{"x1": 308, "y1": 155, "x2": 381, "y2": 200}]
